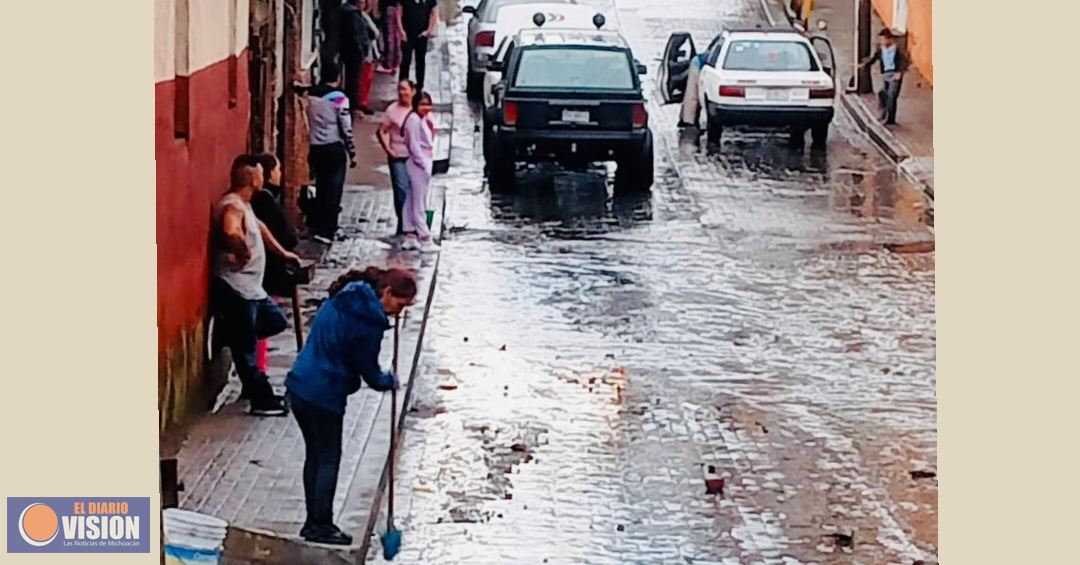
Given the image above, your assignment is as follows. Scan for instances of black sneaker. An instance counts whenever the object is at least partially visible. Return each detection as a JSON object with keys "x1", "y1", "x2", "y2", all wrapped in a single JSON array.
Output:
[
  {"x1": 303, "y1": 524, "x2": 353, "y2": 545},
  {"x1": 361, "y1": 106, "x2": 375, "y2": 116},
  {"x1": 299, "y1": 522, "x2": 316, "y2": 538},
  {"x1": 250, "y1": 394, "x2": 289, "y2": 417}
]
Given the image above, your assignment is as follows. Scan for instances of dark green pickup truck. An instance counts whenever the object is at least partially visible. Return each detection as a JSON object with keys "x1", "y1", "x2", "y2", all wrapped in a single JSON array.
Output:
[{"x1": 484, "y1": 26, "x2": 654, "y2": 193}]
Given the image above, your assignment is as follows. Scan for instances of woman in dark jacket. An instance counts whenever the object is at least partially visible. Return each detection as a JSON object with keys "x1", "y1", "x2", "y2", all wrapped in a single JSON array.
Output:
[
  {"x1": 250, "y1": 154, "x2": 300, "y2": 373},
  {"x1": 251, "y1": 153, "x2": 299, "y2": 298},
  {"x1": 286, "y1": 267, "x2": 417, "y2": 544}
]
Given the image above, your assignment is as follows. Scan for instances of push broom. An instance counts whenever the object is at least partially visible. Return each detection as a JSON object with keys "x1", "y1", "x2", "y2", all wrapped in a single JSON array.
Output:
[{"x1": 380, "y1": 314, "x2": 403, "y2": 560}]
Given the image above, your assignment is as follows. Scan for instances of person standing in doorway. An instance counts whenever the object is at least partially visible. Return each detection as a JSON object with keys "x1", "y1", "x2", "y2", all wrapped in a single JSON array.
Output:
[
  {"x1": 319, "y1": 0, "x2": 344, "y2": 82},
  {"x1": 397, "y1": 0, "x2": 438, "y2": 90},
  {"x1": 286, "y1": 267, "x2": 416, "y2": 545},
  {"x1": 860, "y1": 28, "x2": 909, "y2": 125},
  {"x1": 376, "y1": 80, "x2": 420, "y2": 238},
  {"x1": 212, "y1": 155, "x2": 301, "y2": 416},
  {"x1": 401, "y1": 91, "x2": 439, "y2": 253},
  {"x1": 305, "y1": 65, "x2": 357, "y2": 244},
  {"x1": 341, "y1": 0, "x2": 373, "y2": 117}
]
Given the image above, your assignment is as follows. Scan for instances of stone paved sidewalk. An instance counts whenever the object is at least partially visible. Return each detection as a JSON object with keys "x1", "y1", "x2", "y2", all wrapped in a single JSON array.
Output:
[
  {"x1": 176, "y1": 178, "x2": 445, "y2": 564},
  {"x1": 172, "y1": 20, "x2": 456, "y2": 565},
  {"x1": 770, "y1": 0, "x2": 934, "y2": 197}
]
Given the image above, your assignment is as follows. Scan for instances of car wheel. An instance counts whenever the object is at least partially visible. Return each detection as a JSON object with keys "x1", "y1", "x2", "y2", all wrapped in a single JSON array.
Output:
[
  {"x1": 789, "y1": 125, "x2": 808, "y2": 148},
  {"x1": 810, "y1": 122, "x2": 829, "y2": 148},
  {"x1": 466, "y1": 72, "x2": 482, "y2": 101},
  {"x1": 487, "y1": 133, "x2": 515, "y2": 193},
  {"x1": 482, "y1": 107, "x2": 500, "y2": 169},
  {"x1": 616, "y1": 131, "x2": 655, "y2": 194},
  {"x1": 706, "y1": 116, "x2": 722, "y2": 145}
]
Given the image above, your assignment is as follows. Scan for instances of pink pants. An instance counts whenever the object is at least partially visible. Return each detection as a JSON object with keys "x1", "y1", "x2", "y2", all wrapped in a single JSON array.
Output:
[
  {"x1": 256, "y1": 296, "x2": 286, "y2": 372},
  {"x1": 403, "y1": 158, "x2": 432, "y2": 240},
  {"x1": 385, "y1": 6, "x2": 404, "y2": 69}
]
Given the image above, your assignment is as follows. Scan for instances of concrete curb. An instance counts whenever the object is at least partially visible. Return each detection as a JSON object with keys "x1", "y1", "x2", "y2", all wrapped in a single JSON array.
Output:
[
  {"x1": 839, "y1": 92, "x2": 934, "y2": 199},
  {"x1": 356, "y1": 244, "x2": 443, "y2": 563},
  {"x1": 839, "y1": 91, "x2": 910, "y2": 163}
]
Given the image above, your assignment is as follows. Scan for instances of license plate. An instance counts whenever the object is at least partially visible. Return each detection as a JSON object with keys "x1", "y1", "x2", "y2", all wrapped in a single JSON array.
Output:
[
  {"x1": 562, "y1": 109, "x2": 590, "y2": 123},
  {"x1": 766, "y1": 89, "x2": 790, "y2": 101}
]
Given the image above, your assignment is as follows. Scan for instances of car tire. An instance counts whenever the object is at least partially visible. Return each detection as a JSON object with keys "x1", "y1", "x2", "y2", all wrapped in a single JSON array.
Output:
[
  {"x1": 466, "y1": 71, "x2": 482, "y2": 101},
  {"x1": 810, "y1": 122, "x2": 829, "y2": 148},
  {"x1": 615, "y1": 131, "x2": 655, "y2": 194},
  {"x1": 706, "y1": 115, "x2": 722, "y2": 145},
  {"x1": 487, "y1": 132, "x2": 515, "y2": 193},
  {"x1": 483, "y1": 106, "x2": 498, "y2": 167},
  {"x1": 789, "y1": 125, "x2": 808, "y2": 148}
]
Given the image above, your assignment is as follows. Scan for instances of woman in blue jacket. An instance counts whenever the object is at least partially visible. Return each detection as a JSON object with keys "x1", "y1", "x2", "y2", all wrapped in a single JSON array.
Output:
[{"x1": 286, "y1": 266, "x2": 417, "y2": 545}]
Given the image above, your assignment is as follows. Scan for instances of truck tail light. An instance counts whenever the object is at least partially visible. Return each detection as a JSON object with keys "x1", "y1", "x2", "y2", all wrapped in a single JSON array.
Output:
[
  {"x1": 477, "y1": 31, "x2": 496, "y2": 47},
  {"x1": 632, "y1": 103, "x2": 648, "y2": 128},
  {"x1": 503, "y1": 101, "x2": 519, "y2": 126},
  {"x1": 718, "y1": 85, "x2": 745, "y2": 97},
  {"x1": 809, "y1": 87, "x2": 835, "y2": 99}
]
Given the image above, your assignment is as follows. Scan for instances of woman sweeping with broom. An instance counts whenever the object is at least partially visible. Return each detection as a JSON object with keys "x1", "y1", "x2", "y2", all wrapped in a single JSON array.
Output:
[{"x1": 285, "y1": 267, "x2": 417, "y2": 545}]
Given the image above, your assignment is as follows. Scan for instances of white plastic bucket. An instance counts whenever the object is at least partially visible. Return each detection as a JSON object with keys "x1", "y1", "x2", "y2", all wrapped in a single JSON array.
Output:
[{"x1": 163, "y1": 509, "x2": 228, "y2": 565}]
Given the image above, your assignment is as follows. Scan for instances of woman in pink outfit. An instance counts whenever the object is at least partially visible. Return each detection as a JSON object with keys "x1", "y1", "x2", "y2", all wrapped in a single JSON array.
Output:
[{"x1": 400, "y1": 91, "x2": 438, "y2": 253}]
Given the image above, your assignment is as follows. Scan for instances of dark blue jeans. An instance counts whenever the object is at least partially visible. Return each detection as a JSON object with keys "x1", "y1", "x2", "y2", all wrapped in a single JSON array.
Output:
[
  {"x1": 309, "y1": 142, "x2": 348, "y2": 237},
  {"x1": 878, "y1": 76, "x2": 903, "y2": 123},
  {"x1": 288, "y1": 391, "x2": 344, "y2": 527},
  {"x1": 212, "y1": 278, "x2": 288, "y2": 399},
  {"x1": 388, "y1": 157, "x2": 411, "y2": 235}
]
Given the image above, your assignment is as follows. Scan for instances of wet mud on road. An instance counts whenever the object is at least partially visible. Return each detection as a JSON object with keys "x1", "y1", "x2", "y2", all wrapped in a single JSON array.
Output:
[{"x1": 367, "y1": 0, "x2": 936, "y2": 563}]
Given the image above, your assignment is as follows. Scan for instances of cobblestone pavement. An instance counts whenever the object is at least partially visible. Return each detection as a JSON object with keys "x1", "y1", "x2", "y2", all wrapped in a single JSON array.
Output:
[{"x1": 367, "y1": 0, "x2": 935, "y2": 563}]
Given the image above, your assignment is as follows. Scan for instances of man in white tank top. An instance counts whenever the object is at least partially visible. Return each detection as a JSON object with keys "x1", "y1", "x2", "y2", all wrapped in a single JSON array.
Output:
[{"x1": 211, "y1": 156, "x2": 302, "y2": 416}]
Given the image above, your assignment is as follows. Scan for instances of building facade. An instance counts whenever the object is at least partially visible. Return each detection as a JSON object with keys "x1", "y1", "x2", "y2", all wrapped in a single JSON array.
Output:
[
  {"x1": 871, "y1": 0, "x2": 932, "y2": 85},
  {"x1": 156, "y1": 0, "x2": 322, "y2": 436},
  {"x1": 156, "y1": 0, "x2": 253, "y2": 432}
]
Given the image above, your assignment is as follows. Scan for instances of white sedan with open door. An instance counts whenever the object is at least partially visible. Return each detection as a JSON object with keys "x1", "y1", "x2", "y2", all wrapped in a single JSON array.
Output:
[{"x1": 659, "y1": 25, "x2": 838, "y2": 149}]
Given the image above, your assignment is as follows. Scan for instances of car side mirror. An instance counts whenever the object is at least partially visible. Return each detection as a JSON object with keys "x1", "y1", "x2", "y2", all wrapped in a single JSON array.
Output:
[
  {"x1": 488, "y1": 61, "x2": 504, "y2": 72},
  {"x1": 462, "y1": 6, "x2": 476, "y2": 15},
  {"x1": 636, "y1": 63, "x2": 647, "y2": 75}
]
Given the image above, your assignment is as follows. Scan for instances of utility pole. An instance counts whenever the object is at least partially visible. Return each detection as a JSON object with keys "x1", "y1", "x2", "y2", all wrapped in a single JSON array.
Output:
[
  {"x1": 281, "y1": 0, "x2": 307, "y2": 226},
  {"x1": 856, "y1": 0, "x2": 873, "y2": 93}
]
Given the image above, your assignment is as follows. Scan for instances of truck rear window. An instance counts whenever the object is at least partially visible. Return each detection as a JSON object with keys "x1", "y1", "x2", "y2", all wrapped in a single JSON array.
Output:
[
  {"x1": 513, "y1": 48, "x2": 635, "y2": 90},
  {"x1": 722, "y1": 40, "x2": 818, "y2": 72}
]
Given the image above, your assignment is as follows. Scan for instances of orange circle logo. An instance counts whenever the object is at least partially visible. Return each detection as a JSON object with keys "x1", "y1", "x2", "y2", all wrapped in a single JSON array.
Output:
[{"x1": 18, "y1": 503, "x2": 59, "y2": 546}]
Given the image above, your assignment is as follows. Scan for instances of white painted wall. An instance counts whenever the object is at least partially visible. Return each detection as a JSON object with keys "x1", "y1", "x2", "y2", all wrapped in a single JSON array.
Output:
[
  {"x1": 893, "y1": 0, "x2": 908, "y2": 32},
  {"x1": 155, "y1": 0, "x2": 249, "y2": 83}
]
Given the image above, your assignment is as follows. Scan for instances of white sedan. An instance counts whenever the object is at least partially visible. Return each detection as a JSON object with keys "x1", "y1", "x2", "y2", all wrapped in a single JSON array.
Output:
[
  {"x1": 462, "y1": 0, "x2": 577, "y2": 99},
  {"x1": 660, "y1": 25, "x2": 838, "y2": 148}
]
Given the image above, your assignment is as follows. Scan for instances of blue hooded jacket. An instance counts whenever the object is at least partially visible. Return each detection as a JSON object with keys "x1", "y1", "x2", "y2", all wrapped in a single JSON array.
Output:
[{"x1": 286, "y1": 281, "x2": 396, "y2": 414}]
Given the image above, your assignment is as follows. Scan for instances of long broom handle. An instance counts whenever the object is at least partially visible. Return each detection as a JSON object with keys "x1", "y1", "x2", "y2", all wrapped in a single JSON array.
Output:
[{"x1": 387, "y1": 314, "x2": 400, "y2": 531}]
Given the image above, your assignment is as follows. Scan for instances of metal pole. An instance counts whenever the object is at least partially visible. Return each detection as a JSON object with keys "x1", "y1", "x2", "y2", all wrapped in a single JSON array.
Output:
[{"x1": 856, "y1": 0, "x2": 873, "y2": 94}]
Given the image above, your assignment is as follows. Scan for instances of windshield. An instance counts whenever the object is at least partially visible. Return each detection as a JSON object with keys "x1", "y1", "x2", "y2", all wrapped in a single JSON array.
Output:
[
  {"x1": 513, "y1": 47, "x2": 634, "y2": 89},
  {"x1": 722, "y1": 40, "x2": 819, "y2": 71},
  {"x1": 485, "y1": 0, "x2": 574, "y2": 22}
]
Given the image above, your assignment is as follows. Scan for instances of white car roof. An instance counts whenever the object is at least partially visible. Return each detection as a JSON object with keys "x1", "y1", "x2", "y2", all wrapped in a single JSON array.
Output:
[
  {"x1": 483, "y1": 0, "x2": 574, "y2": 22},
  {"x1": 725, "y1": 30, "x2": 810, "y2": 42},
  {"x1": 515, "y1": 27, "x2": 625, "y2": 48},
  {"x1": 494, "y1": 3, "x2": 607, "y2": 46}
]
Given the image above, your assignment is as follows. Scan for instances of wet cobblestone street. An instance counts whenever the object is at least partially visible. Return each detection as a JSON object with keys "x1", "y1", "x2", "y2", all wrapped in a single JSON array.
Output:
[{"x1": 368, "y1": 0, "x2": 936, "y2": 562}]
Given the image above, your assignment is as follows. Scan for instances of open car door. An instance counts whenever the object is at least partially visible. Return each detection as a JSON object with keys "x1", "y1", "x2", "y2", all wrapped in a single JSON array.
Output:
[
  {"x1": 808, "y1": 35, "x2": 837, "y2": 79},
  {"x1": 659, "y1": 32, "x2": 696, "y2": 104}
]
